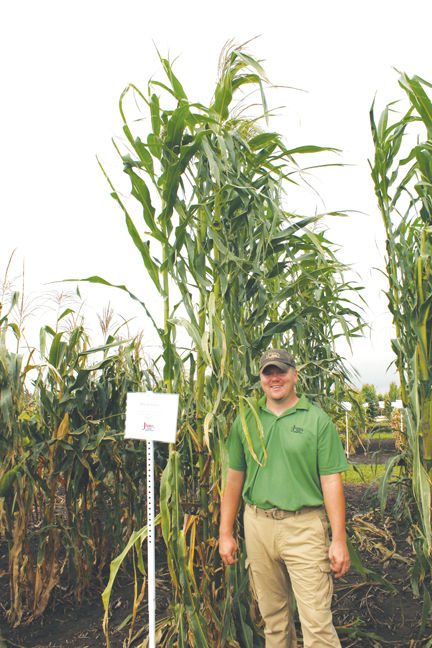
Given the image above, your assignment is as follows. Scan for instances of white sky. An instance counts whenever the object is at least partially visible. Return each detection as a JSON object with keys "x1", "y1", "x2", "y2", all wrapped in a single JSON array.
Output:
[{"x1": 2, "y1": 0, "x2": 431, "y2": 394}]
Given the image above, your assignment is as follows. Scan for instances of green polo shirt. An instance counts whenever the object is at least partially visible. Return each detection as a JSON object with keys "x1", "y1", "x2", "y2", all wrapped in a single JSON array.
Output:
[{"x1": 227, "y1": 395, "x2": 348, "y2": 511}]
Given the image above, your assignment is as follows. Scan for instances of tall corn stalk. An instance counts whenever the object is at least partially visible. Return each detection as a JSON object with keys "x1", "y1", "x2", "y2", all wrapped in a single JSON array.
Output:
[
  {"x1": 370, "y1": 72, "x2": 432, "y2": 622},
  {"x1": 99, "y1": 44, "x2": 364, "y2": 647}
]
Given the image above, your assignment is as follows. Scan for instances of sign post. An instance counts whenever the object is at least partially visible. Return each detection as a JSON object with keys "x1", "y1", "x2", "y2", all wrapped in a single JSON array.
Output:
[
  {"x1": 146, "y1": 437, "x2": 156, "y2": 646},
  {"x1": 362, "y1": 402, "x2": 368, "y2": 436},
  {"x1": 124, "y1": 392, "x2": 179, "y2": 648},
  {"x1": 341, "y1": 401, "x2": 352, "y2": 458}
]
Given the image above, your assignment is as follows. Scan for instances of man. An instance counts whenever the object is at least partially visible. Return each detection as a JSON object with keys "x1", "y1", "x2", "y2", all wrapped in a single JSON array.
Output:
[{"x1": 219, "y1": 348, "x2": 350, "y2": 648}]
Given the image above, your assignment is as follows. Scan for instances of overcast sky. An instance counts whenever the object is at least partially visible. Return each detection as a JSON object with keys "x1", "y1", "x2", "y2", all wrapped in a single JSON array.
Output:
[{"x1": 2, "y1": 0, "x2": 431, "y2": 393}]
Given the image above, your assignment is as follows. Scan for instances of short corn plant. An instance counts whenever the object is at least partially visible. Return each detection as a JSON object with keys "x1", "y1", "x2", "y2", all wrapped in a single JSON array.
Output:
[{"x1": 0, "y1": 293, "x2": 155, "y2": 625}]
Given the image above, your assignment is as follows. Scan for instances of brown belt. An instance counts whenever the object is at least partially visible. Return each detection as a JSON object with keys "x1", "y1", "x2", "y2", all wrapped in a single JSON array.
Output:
[{"x1": 246, "y1": 503, "x2": 324, "y2": 520}]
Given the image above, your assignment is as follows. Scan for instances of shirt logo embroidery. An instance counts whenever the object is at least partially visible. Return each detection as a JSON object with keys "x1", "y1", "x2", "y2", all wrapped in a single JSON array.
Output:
[{"x1": 292, "y1": 426, "x2": 303, "y2": 434}]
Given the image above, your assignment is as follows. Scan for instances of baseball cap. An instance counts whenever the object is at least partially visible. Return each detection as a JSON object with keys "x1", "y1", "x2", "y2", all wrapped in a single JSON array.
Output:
[{"x1": 259, "y1": 348, "x2": 296, "y2": 372}]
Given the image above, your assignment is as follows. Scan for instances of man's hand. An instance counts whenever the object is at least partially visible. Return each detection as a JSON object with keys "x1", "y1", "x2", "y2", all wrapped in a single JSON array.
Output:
[
  {"x1": 328, "y1": 538, "x2": 350, "y2": 578},
  {"x1": 219, "y1": 534, "x2": 239, "y2": 565}
]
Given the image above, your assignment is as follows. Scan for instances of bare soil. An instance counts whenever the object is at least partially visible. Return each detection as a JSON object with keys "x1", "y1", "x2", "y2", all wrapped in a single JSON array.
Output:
[
  {"x1": 349, "y1": 436, "x2": 399, "y2": 465},
  {"x1": 1, "y1": 438, "x2": 431, "y2": 647}
]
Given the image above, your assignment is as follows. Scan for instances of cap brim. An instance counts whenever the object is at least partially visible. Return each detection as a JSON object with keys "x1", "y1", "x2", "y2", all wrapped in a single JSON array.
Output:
[{"x1": 260, "y1": 360, "x2": 294, "y2": 372}]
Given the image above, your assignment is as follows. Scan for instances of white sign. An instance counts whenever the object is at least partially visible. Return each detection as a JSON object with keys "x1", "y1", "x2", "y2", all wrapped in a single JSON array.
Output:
[
  {"x1": 378, "y1": 400, "x2": 385, "y2": 409},
  {"x1": 341, "y1": 401, "x2": 352, "y2": 411},
  {"x1": 124, "y1": 392, "x2": 179, "y2": 443},
  {"x1": 391, "y1": 400, "x2": 403, "y2": 409}
]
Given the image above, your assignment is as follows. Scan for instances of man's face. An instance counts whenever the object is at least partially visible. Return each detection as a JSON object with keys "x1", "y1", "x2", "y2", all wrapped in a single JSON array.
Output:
[{"x1": 260, "y1": 365, "x2": 298, "y2": 405}]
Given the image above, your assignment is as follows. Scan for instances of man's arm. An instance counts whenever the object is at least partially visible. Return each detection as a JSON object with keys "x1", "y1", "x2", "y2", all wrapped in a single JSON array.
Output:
[
  {"x1": 320, "y1": 473, "x2": 350, "y2": 578},
  {"x1": 219, "y1": 468, "x2": 245, "y2": 565}
]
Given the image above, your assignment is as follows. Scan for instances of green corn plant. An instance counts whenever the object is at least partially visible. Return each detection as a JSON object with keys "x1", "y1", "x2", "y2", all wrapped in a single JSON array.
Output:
[
  {"x1": 370, "y1": 75, "x2": 432, "y2": 462},
  {"x1": 99, "y1": 43, "x2": 364, "y2": 647},
  {"x1": 370, "y1": 72, "x2": 432, "y2": 627},
  {"x1": 371, "y1": 73, "x2": 432, "y2": 469}
]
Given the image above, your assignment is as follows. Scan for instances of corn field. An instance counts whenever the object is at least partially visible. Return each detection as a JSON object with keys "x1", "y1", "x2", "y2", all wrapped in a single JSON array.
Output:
[
  {"x1": 2, "y1": 43, "x2": 431, "y2": 648},
  {"x1": 0, "y1": 43, "x2": 364, "y2": 646}
]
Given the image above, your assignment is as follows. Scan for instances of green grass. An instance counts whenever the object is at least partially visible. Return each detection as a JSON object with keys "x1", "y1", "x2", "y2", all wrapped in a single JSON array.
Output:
[
  {"x1": 366, "y1": 431, "x2": 395, "y2": 439},
  {"x1": 343, "y1": 463, "x2": 402, "y2": 484}
]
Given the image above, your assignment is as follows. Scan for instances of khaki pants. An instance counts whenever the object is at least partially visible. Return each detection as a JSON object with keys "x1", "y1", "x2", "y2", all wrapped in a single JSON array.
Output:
[{"x1": 244, "y1": 504, "x2": 341, "y2": 648}]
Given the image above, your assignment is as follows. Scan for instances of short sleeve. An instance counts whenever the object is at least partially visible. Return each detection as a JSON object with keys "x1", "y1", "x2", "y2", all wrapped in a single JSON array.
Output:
[
  {"x1": 317, "y1": 417, "x2": 349, "y2": 475},
  {"x1": 227, "y1": 416, "x2": 247, "y2": 471}
]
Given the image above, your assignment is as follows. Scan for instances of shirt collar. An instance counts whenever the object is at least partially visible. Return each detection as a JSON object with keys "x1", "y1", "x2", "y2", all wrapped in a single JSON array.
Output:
[{"x1": 258, "y1": 394, "x2": 310, "y2": 414}]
